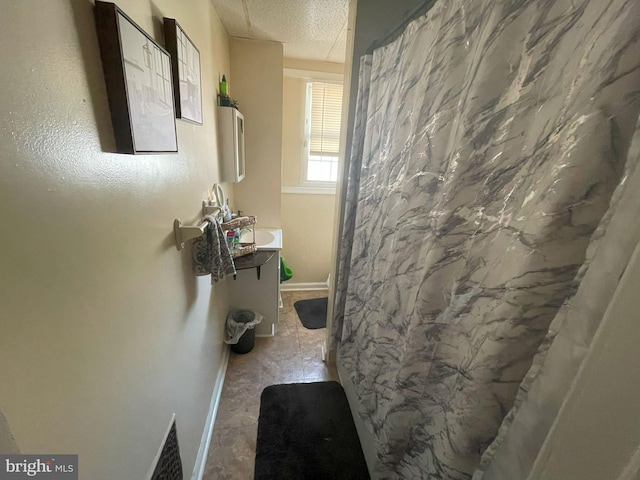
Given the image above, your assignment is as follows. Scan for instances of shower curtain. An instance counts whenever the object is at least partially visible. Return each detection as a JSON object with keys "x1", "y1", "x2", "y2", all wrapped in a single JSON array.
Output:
[{"x1": 331, "y1": 1, "x2": 640, "y2": 478}]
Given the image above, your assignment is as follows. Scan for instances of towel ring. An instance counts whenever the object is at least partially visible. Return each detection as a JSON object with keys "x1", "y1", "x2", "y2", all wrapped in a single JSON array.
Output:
[{"x1": 213, "y1": 183, "x2": 225, "y2": 207}]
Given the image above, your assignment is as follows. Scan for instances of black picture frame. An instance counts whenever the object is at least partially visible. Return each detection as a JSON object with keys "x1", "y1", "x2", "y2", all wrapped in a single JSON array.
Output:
[
  {"x1": 163, "y1": 18, "x2": 203, "y2": 125},
  {"x1": 94, "y1": 1, "x2": 178, "y2": 154}
]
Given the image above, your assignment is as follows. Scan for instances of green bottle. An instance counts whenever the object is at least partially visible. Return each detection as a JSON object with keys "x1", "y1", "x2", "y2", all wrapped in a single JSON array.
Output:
[{"x1": 220, "y1": 74, "x2": 228, "y2": 95}]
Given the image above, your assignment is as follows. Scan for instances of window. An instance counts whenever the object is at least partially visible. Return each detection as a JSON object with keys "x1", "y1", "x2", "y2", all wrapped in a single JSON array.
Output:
[{"x1": 303, "y1": 81, "x2": 343, "y2": 184}]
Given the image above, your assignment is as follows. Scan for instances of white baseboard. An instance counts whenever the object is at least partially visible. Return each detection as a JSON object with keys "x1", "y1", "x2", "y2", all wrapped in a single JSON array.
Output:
[
  {"x1": 280, "y1": 282, "x2": 329, "y2": 291},
  {"x1": 191, "y1": 345, "x2": 230, "y2": 480}
]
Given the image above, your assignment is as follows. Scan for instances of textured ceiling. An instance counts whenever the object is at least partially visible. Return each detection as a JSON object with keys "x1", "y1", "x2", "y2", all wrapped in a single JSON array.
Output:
[{"x1": 211, "y1": 0, "x2": 348, "y2": 63}]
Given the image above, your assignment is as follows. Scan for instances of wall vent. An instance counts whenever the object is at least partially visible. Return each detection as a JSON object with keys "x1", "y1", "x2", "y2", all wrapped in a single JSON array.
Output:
[{"x1": 150, "y1": 418, "x2": 183, "y2": 480}]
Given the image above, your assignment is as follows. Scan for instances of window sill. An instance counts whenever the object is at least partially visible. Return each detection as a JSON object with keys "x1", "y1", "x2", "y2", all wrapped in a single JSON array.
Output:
[{"x1": 281, "y1": 186, "x2": 336, "y2": 195}]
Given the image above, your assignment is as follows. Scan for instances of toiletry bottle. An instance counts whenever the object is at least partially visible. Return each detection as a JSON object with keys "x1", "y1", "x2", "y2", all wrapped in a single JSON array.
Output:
[{"x1": 223, "y1": 199, "x2": 232, "y2": 222}]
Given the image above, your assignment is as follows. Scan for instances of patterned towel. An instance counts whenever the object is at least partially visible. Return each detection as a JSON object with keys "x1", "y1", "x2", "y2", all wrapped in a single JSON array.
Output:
[{"x1": 192, "y1": 214, "x2": 236, "y2": 282}]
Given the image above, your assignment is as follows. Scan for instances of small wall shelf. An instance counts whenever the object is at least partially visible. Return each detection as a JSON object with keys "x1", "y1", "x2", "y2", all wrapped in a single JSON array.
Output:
[
  {"x1": 220, "y1": 215, "x2": 256, "y2": 231},
  {"x1": 221, "y1": 216, "x2": 257, "y2": 258}
]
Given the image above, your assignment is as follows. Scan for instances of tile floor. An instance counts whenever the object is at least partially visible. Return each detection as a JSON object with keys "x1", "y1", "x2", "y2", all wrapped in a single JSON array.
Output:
[{"x1": 203, "y1": 290, "x2": 338, "y2": 479}]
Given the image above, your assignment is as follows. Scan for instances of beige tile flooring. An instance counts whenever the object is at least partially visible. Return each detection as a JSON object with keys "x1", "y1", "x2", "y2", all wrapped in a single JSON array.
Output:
[{"x1": 203, "y1": 290, "x2": 338, "y2": 479}]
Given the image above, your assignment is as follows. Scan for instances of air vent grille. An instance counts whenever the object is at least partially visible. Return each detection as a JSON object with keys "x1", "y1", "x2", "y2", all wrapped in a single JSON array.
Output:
[{"x1": 150, "y1": 420, "x2": 183, "y2": 480}]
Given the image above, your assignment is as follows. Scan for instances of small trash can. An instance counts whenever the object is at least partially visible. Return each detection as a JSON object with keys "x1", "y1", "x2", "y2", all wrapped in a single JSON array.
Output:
[
  {"x1": 233, "y1": 326, "x2": 256, "y2": 354},
  {"x1": 225, "y1": 310, "x2": 263, "y2": 354}
]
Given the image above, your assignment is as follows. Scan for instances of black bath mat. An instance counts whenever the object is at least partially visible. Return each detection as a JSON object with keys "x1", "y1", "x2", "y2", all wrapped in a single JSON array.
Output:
[
  {"x1": 294, "y1": 297, "x2": 328, "y2": 329},
  {"x1": 255, "y1": 381, "x2": 370, "y2": 480}
]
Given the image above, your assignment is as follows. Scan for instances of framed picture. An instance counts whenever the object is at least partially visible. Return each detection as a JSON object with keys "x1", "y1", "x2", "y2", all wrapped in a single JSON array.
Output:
[
  {"x1": 94, "y1": 1, "x2": 178, "y2": 154},
  {"x1": 163, "y1": 18, "x2": 203, "y2": 125}
]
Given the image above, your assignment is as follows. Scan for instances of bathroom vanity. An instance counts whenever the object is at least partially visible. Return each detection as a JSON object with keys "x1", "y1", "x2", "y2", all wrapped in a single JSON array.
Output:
[{"x1": 227, "y1": 229, "x2": 282, "y2": 336}]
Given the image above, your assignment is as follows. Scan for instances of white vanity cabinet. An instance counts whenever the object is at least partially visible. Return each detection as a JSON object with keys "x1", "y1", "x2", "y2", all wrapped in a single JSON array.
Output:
[
  {"x1": 226, "y1": 229, "x2": 283, "y2": 337},
  {"x1": 227, "y1": 251, "x2": 280, "y2": 336},
  {"x1": 217, "y1": 106, "x2": 245, "y2": 183}
]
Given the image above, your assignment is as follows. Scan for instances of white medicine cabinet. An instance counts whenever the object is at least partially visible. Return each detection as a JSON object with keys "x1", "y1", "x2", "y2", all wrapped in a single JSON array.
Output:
[{"x1": 217, "y1": 106, "x2": 245, "y2": 182}]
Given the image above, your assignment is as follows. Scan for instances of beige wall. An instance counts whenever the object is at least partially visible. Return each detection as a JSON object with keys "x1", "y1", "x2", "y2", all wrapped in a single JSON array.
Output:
[
  {"x1": 281, "y1": 67, "x2": 340, "y2": 285},
  {"x1": 281, "y1": 194, "x2": 337, "y2": 284},
  {"x1": 229, "y1": 38, "x2": 283, "y2": 228},
  {"x1": 0, "y1": 1, "x2": 232, "y2": 478}
]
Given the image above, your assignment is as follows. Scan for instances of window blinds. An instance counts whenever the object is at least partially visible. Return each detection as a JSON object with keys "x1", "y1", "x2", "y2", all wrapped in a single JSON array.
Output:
[{"x1": 309, "y1": 82, "x2": 343, "y2": 156}]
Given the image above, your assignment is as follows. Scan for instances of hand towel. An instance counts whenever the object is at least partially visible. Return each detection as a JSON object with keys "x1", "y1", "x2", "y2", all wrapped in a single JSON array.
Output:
[{"x1": 192, "y1": 214, "x2": 236, "y2": 282}]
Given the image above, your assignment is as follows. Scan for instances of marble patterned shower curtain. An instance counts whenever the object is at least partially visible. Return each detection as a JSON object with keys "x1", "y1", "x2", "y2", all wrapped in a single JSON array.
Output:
[
  {"x1": 473, "y1": 112, "x2": 640, "y2": 480},
  {"x1": 331, "y1": 0, "x2": 640, "y2": 478}
]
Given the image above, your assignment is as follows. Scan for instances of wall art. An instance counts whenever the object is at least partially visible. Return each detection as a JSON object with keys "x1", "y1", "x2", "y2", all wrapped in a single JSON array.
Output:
[
  {"x1": 164, "y1": 18, "x2": 203, "y2": 124},
  {"x1": 95, "y1": 1, "x2": 178, "y2": 153}
]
